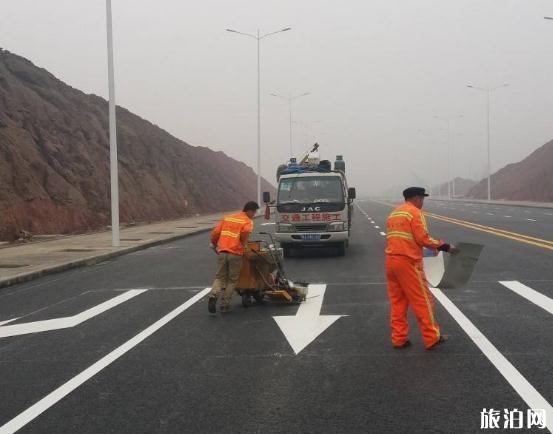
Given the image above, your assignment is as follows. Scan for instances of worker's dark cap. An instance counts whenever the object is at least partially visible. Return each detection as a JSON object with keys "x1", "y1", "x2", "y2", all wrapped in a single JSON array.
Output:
[
  {"x1": 403, "y1": 187, "x2": 429, "y2": 199},
  {"x1": 243, "y1": 201, "x2": 260, "y2": 212}
]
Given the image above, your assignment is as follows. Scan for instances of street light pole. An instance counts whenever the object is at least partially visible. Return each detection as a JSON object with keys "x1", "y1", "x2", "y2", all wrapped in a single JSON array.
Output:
[
  {"x1": 270, "y1": 92, "x2": 310, "y2": 158},
  {"x1": 434, "y1": 115, "x2": 463, "y2": 200},
  {"x1": 226, "y1": 27, "x2": 291, "y2": 205},
  {"x1": 417, "y1": 128, "x2": 433, "y2": 194},
  {"x1": 105, "y1": 0, "x2": 119, "y2": 247},
  {"x1": 257, "y1": 30, "x2": 261, "y2": 206},
  {"x1": 451, "y1": 132, "x2": 463, "y2": 197},
  {"x1": 467, "y1": 83, "x2": 509, "y2": 201}
]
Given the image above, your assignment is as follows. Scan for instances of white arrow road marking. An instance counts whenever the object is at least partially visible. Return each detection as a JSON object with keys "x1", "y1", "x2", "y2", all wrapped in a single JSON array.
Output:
[
  {"x1": 0, "y1": 287, "x2": 211, "y2": 434},
  {"x1": 273, "y1": 284, "x2": 345, "y2": 355},
  {"x1": 0, "y1": 290, "x2": 147, "y2": 338}
]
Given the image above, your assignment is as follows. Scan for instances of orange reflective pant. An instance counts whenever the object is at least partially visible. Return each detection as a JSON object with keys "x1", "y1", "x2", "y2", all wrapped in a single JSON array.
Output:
[{"x1": 385, "y1": 255, "x2": 441, "y2": 348}]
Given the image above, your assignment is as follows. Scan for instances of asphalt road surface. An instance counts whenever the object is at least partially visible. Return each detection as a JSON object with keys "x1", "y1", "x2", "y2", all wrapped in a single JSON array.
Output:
[{"x1": 1, "y1": 199, "x2": 553, "y2": 433}]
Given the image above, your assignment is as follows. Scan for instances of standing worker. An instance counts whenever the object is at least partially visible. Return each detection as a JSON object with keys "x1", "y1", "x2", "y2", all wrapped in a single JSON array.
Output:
[
  {"x1": 208, "y1": 201, "x2": 259, "y2": 313},
  {"x1": 385, "y1": 187, "x2": 458, "y2": 350}
]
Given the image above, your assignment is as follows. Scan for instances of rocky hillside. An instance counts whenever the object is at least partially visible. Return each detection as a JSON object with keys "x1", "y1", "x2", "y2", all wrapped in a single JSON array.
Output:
[
  {"x1": 467, "y1": 139, "x2": 553, "y2": 201},
  {"x1": 0, "y1": 49, "x2": 273, "y2": 241}
]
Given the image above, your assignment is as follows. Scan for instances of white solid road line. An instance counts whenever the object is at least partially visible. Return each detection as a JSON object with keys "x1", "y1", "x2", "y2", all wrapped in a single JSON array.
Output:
[
  {"x1": 431, "y1": 288, "x2": 553, "y2": 432},
  {"x1": 499, "y1": 281, "x2": 553, "y2": 316},
  {"x1": 0, "y1": 287, "x2": 211, "y2": 434},
  {"x1": 0, "y1": 318, "x2": 19, "y2": 327},
  {"x1": 0, "y1": 290, "x2": 147, "y2": 338}
]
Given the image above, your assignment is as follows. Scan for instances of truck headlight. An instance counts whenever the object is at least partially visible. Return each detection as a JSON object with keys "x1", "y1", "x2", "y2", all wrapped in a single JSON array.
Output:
[
  {"x1": 328, "y1": 222, "x2": 345, "y2": 232},
  {"x1": 277, "y1": 223, "x2": 294, "y2": 233}
]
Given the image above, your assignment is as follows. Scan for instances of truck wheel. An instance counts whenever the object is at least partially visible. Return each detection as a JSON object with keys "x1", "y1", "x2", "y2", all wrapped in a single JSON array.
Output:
[{"x1": 336, "y1": 242, "x2": 346, "y2": 256}]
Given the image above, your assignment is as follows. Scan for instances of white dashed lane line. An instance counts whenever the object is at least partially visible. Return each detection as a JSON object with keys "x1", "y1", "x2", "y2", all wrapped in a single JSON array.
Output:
[
  {"x1": 504, "y1": 215, "x2": 512, "y2": 218},
  {"x1": 379, "y1": 232, "x2": 386, "y2": 236},
  {"x1": 525, "y1": 218, "x2": 537, "y2": 222},
  {"x1": 486, "y1": 212, "x2": 494, "y2": 216}
]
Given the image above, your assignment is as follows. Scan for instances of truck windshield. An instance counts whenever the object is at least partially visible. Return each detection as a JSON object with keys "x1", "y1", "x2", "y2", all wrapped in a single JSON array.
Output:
[{"x1": 278, "y1": 176, "x2": 344, "y2": 204}]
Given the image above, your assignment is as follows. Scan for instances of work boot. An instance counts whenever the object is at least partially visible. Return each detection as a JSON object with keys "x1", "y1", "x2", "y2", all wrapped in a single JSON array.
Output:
[
  {"x1": 208, "y1": 296, "x2": 217, "y2": 314},
  {"x1": 426, "y1": 335, "x2": 448, "y2": 350},
  {"x1": 393, "y1": 340, "x2": 412, "y2": 349},
  {"x1": 220, "y1": 305, "x2": 233, "y2": 314}
]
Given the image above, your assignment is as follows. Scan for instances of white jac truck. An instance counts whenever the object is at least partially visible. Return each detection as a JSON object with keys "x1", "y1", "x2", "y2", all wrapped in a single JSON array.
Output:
[{"x1": 263, "y1": 144, "x2": 356, "y2": 257}]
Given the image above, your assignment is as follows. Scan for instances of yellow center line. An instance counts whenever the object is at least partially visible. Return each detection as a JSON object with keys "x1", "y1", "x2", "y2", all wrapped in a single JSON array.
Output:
[{"x1": 371, "y1": 200, "x2": 553, "y2": 252}]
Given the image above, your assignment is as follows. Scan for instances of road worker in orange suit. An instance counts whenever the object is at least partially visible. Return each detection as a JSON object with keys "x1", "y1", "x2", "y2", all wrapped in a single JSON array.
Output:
[
  {"x1": 385, "y1": 187, "x2": 459, "y2": 350},
  {"x1": 207, "y1": 201, "x2": 259, "y2": 313}
]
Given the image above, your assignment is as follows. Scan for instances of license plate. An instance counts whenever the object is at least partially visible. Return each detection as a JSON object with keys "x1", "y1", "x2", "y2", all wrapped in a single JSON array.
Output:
[{"x1": 301, "y1": 234, "x2": 321, "y2": 241}]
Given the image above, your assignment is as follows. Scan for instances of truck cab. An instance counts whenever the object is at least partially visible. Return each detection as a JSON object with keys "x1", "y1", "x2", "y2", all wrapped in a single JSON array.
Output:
[{"x1": 264, "y1": 149, "x2": 355, "y2": 257}]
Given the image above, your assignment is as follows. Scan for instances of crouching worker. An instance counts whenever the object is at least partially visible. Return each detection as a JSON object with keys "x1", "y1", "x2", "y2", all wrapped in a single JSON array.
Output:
[{"x1": 207, "y1": 201, "x2": 259, "y2": 313}]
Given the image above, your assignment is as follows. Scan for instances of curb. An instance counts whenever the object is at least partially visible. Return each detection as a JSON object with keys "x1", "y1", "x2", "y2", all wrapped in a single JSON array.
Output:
[{"x1": 0, "y1": 227, "x2": 213, "y2": 290}]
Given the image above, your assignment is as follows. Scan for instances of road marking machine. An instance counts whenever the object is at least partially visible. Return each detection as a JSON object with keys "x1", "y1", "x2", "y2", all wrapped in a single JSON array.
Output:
[{"x1": 236, "y1": 232, "x2": 308, "y2": 307}]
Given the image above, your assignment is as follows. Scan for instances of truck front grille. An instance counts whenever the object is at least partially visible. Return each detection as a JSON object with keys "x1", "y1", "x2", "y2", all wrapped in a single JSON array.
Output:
[{"x1": 294, "y1": 224, "x2": 328, "y2": 232}]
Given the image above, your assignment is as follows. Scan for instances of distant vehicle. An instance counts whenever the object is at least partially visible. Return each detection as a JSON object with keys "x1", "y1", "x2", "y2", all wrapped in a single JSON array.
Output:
[{"x1": 263, "y1": 144, "x2": 356, "y2": 257}]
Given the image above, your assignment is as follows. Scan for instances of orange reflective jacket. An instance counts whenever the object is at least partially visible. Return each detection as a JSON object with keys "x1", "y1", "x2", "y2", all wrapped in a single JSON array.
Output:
[
  {"x1": 211, "y1": 211, "x2": 254, "y2": 256},
  {"x1": 385, "y1": 202, "x2": 443, "y2": 261}
]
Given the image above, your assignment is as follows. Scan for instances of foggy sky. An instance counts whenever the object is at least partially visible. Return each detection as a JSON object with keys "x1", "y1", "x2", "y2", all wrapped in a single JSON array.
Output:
[{"x1": 2, "y1": 0, "x2": 553, "y2": 197}]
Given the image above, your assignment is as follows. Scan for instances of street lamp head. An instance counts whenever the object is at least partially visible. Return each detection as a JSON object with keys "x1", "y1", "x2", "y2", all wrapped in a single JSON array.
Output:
[
  {"x1": 545, "y1": 16, "x2": 553, "y2": 20},
  {"x1": 281, "y1": 27, "x2": 292, "y2": 32},
  {"x1": 226, "y1": 29, "x2": 238, "y2": 33}
]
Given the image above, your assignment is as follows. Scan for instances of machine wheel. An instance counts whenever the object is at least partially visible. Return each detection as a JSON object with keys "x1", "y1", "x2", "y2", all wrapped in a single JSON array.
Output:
[
  {"x1": 241, "y1": 294, "x2": 253, "y2": 307},
  {"x1": 282, "y1": 244, "x2": 292, "y2": 258},
  {"x1": 336, "y1": 242, "x2": 346, "y2": 256},
  {"x1": 253, "y1": 291, "x2": 265, "y2": 303}
]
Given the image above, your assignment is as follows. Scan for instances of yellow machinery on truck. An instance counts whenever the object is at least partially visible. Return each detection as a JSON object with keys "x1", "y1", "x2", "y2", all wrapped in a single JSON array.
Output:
[{"x1": 235, "y1": 233, "x2": 308, "y2": 307}]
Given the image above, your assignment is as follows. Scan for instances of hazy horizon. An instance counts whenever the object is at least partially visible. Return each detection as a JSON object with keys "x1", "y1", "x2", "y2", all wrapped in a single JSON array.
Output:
[{"x1": 3, "y1": 0, "x2": 553, "y2": 197}]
